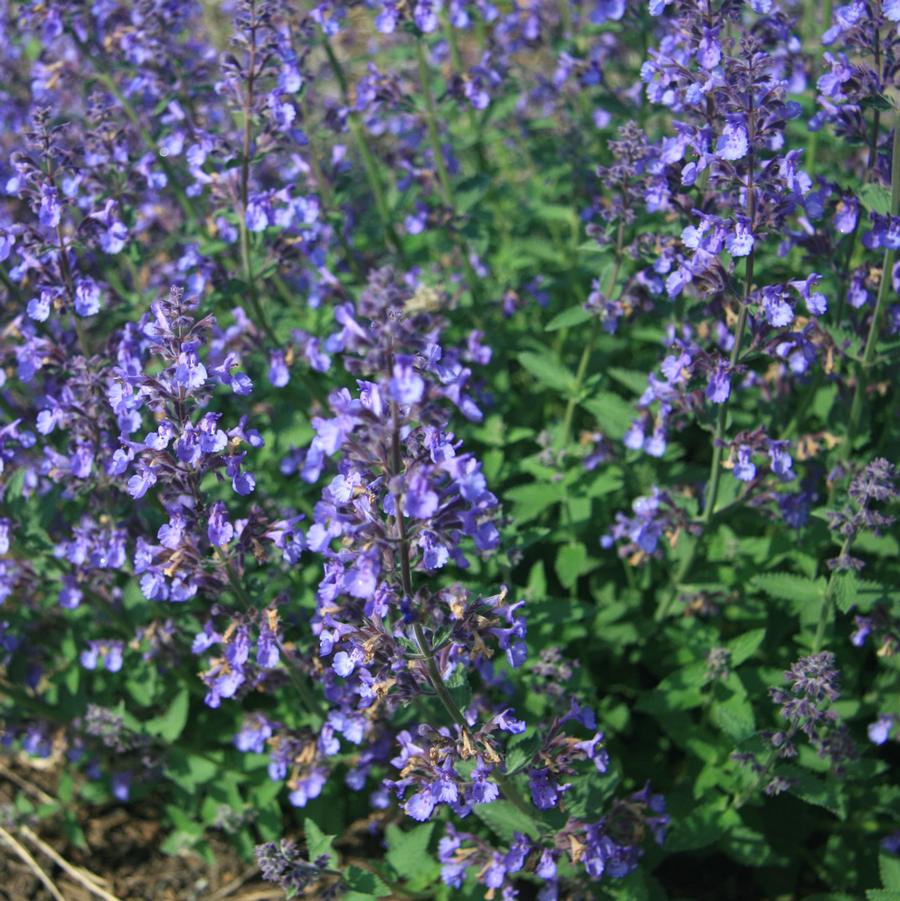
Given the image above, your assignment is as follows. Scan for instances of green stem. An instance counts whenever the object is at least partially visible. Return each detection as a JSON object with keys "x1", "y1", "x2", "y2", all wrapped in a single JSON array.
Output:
[
  {"x1": 416, "y1": 39, "x2": 455, "y2": 209},
  {"x1": 237, "y1": 1, "x2": 278, "y2": 346},
  {"x1": 843, "y1": 110, "x2": 900, "y2": 459},
  {"x1": 321, "y1": 36, "x2": 404, "y2": 257},
  {"x1": 655, "y1": 87, "x2": 757, "y2": 622},
  {"x1": 216, "y1": 549, "x2": 325, "y2": 726},
  {"x1": 812, "y1": 537, "x2": 853, "y2": 653},
  {"x1": 703, "y1": 301, "x2": 750, "y2": 525},
  {"x1": 388, "y1": 397, "x2": 540, "y2": 829},
  {"x1": 0, "y1": 263, "x2": 22, "y2": 304},
  {"x1": 75, "y1": 43, "x2": 194, "y2": 223},
  {"x1": 415, "y1": 37, "x2": 483, "y2": 302},
  {"x1": 306, "y1": 132, "x2": 363, "y2": 279},
  {"x1": 558, "y1": 219, "x2": 626, "y2": 449},
  {"x1": 54, "y1": 215, "x2": 90, "y2": 357}
]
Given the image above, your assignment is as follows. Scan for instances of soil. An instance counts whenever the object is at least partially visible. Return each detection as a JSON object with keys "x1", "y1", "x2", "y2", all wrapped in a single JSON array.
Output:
[{"x1": 0, "y1": 757, "x2": 281, "y2": 901}]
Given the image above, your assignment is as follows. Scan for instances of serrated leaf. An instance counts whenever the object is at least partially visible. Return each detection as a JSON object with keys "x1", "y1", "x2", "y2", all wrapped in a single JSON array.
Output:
[
  {"x1": 167, "y1": 751, "x2": 219, "y2": 791},
  {"x1": 385, "y1": 823, "x2": 437, "y2": 884},
  {"x1": 779, "y1": 765, "x2": 847, "y2": 819},
  {"x1": 711, "y1": 693, "x2": 756, "y2": 742},
  {"x1": 545, "y1": 305, "x2": 593, "y2": 331},
  {"x1": 472, "y1": 800, "x2": 541, "y2": 841},
  {"x1": 517, "y1": 352, "x2": 577, "y2": 393},
  {"x1": 751, "y1": 573, "x2": 825, "y2": 612},
  {"x1": 860, "y1": 183, "x2": 893, "y2": 215},
  {"x1": 445, "y1": 667, "x2": 472, "y2": 711},
  {"x1": 304, "y1": 818, "x2": 336, "y2": 867},
  {"x1": 728, "y1": 628, "x2": 766, "y2": 666},
  {"x1": 586, "y1": 469, "x2": 624, "y2": 497},
  {"x1": 832, "y1": 573, "x2": 893, "y2": 613},
  {"x1": 504, "y1": 731, "x2": 542, "y2": 776},
  {"x1": 344, "y1": 865, "x2": 391, "y2": 898},
  {"x1": 666, "y1": 808, "x2": 725, "y2": 852}
]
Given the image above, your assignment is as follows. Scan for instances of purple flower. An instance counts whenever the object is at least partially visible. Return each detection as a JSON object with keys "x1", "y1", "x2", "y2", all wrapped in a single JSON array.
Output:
[
  {"x1": 39, "y1": 185, "x2": 61, "y2": 228},
  {"x1": 528, "y1": 769, "x2": 568, "y2": 809},
  {"x1": 413, "y1": 0, "x2": 440, "y2": 32},
  {"x1": 761, "y1": 287, "x2": 794, "y2": 328},
  {"x1": 706, "y1": 362, "x2": 731, "y2": 404},
  {"x1": 716, "y1": 122, "x2": 749, "y2": 161},
  {"x1": 208, "y1": 502, "x2": 234, "y2": 547},
  {"x1": 405, "y1": 790, "x2": 436, "y2": 821},
  {"x1": 27, "y1": 290, "x2": 52, "y2": 322},
  {"x1": 269, "y1": 351, "x2": 290, "y2": 388},
  {"x1": 127, "y1": 463, "x2": 158, "y2": 499},
  {"x1": 726, "y1": 219, "x2": 754, "y2": 257},
  {"x1": 868, "y1": 715, "x2": 895, "y2": 746},
  {"x1": 111, "y1": 772, "x2": 132, "y2": 801},
  {"x1": 591, "y1": 0, "x2": 625, "y2": 23},
  {"x1": 390, "y1": 357, "x2": 425, "y2": 404},
  {"x1": 732, "y1": 446, "x2": 757, "y2": 482},
  {"x1": 289, "y1": 769, "x2": 326, "y2": 807},
  {"x1": 74, "y1": 279, "x2": 101, "y2": 316}
]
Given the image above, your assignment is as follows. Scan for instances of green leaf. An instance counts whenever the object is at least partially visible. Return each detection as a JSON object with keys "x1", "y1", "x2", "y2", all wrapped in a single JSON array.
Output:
[
  {"x1": 126, "y1": 669, "x2": 157, "y2": 707},
  {"x1": 545, "y1": 305, "x2": 593, "y2": 331},
  {"x1": 517, "y1": 352, "x2": 577, "y2": 394},
  {"x1": 344, "y1": 866, "x2": 391, "y2": 898},
  {"x1": 751, "y1": 573, "x2": 825, "y2": 612},
  {"x1": 711, "y1": 693, "x2": 756, "y2": 742},
  {"x1": 504, "y1": 731, "x2": 542, "y2": 776},
  {"x1": 445, "y1": 667, "x2": 472, "y2": 711},
  {"x1": 585, "y1": 469, "x2": 624, "y2": 497},
  {"x1": 145, "y1": 688, "x2": 190, "y2": 742},
  {"x1": 304, "y1": 818, "x2": 337, "y2": 867},
  {"x1": 607, "y1": 368, "x2": 648, "y2": 396},
  {"x1": 780, "y1": 765, "x2": 847, "y2": 819},
  {"x1": 727, "y1": 628, "x2": 766, "y2": 666},
  {"x1": 880, "y1": 852, "x2": 900, "y2": 891},
  {"x1": 167, "y1": 750, "x2": 219, "y2": 791},
  {"x1": 555, "y1": 543, "x2": 591, "y2": 590},
  {"x1": 832, "y1": 573, "x2": 893, "y2": 614},
  {"x1": 860, "y1": 183, "x2": 893, "y2": 215},
  {"x1": 385, "y1": 822, "x2": 437, "y2": 884},
  {"x1": 581, "y1": 391, "x2": 634, "y2": 440},
  {"x1": 577, "y1": 240, "x2": 613, "y2": 256},
  {"x1": 666, "y1": 808, "x2": 725, "y2": 852},
  {"x1": 506, "y1": 482, "x2": 565, "y2": 523},
  {"x1": 472, "y1": 800, "x2": 541, "y2": 841}
]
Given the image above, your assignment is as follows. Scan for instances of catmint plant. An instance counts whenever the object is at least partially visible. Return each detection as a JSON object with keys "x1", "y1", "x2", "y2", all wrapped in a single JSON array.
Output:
[{"x1": 0, "y1": 0, "x2": 897, "y2": 897}]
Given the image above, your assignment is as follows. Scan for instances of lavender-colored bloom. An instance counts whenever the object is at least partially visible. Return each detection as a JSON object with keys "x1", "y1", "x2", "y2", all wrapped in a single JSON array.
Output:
[
  {"x1": 405, "y1": 789, "x2": 436, "y2": 821},
  {"x1": 716, "y1": 122, "x2": 749, "y2": 160},
  {"x1": 208, "y1": 502, "x2": 234, "y2": 547},
  {"x1": 390, "y1": 357, "x2": 425, "y2": 404},
  {"x1": 39, "y1": 185, "x2": 61, "y2": 228},
  {"x1": 74, "y1": 279, "x2": 101, "y2": 316},
  {"x1": 413, "y1": 0, "x2": 440, "y2": 32},
  {"x1": 868, "y1": 715, "x2": 895, "y2": 746},
  {"x1": 732, "y1": 446, "x2": 757, "y2": 482},
  {"x1": 706, "y1": 362, "x2": 731, "y2": 404}
]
